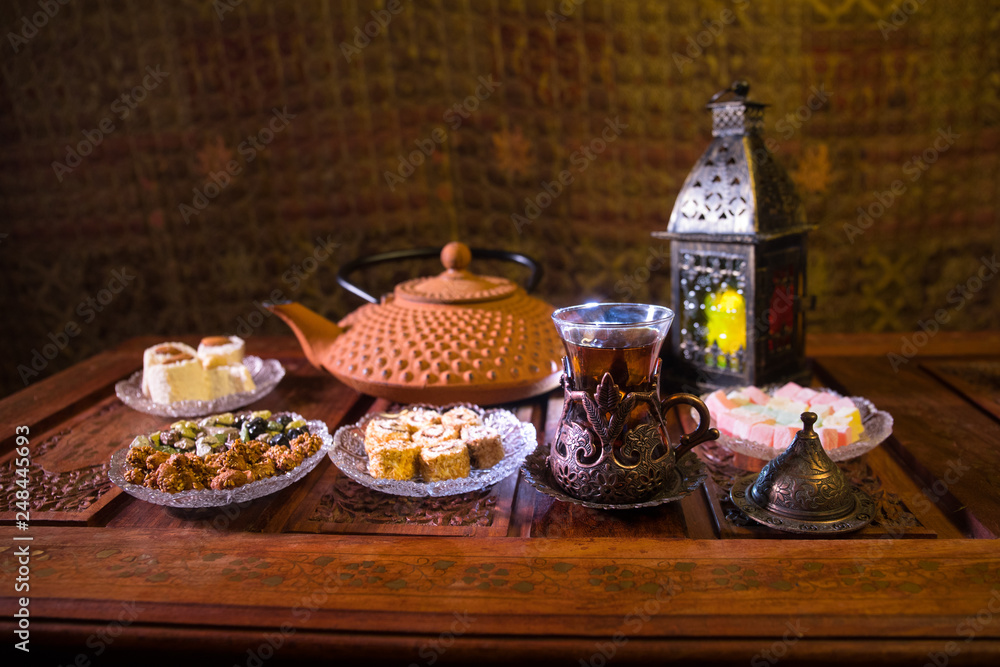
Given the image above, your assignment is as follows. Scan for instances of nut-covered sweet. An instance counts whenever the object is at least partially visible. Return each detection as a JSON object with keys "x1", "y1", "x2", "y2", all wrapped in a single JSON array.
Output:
[{"x1": 120, "y1": 409, "x2": 323, "y2": 494}]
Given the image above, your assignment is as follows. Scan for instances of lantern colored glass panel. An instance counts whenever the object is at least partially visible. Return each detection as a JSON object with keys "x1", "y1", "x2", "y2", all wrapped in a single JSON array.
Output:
[{"x1": 677, "y1": 251, "x2": 748, "y2": 373}]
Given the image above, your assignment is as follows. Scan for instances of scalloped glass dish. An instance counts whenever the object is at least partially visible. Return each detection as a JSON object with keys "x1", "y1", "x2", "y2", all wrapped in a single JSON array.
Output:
[
  {"x1": 115, "y1": 356, "x2": 285, "y2": 418},
  {"x1": 330, "y1": 404, "x2": 536, "y2": 497},
  {"x1": 108, "y1": 417, "x2": 331, "y2": 508},
  {"x1": 708, "y1": 389, "x2": 893, "y2": 462}
]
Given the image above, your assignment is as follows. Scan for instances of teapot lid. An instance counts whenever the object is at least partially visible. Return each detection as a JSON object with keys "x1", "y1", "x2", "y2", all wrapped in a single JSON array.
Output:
[{"x1": 394, "y1": 242, "x2": 519, "y2": 304}]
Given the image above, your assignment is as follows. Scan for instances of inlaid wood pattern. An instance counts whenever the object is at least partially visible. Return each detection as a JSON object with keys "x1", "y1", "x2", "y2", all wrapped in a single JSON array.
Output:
[{"x1": 1, "y1": 334, "x2": 999, "y2": 664}]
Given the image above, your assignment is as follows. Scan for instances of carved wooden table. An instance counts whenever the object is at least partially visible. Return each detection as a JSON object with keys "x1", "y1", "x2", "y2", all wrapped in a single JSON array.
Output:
[{"x1": 3, "y1": 333, "x2": 1000, "y2": 665}]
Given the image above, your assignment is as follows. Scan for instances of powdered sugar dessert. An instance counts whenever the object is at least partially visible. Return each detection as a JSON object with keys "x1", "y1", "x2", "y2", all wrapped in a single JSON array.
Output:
[
  {"x1": 141, "y1": 336, "x2": 256, "y2": 404},
  {"x1": 197, "y1": 335, "x2": 246, "y2": 368}
]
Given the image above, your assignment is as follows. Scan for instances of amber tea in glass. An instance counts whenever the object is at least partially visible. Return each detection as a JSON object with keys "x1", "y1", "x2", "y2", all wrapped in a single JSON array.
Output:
[{"x1": 563, "y1": 328, "x2": 663, "y2": 395}]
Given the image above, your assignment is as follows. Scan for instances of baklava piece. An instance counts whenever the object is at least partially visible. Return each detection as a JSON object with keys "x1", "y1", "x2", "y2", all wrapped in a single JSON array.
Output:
[
  {"x1": 368, "y1": 440, "x2": 423, "y2": 480},
  {"x1": 419, "y1": 440, "x2": 471, "y2": 482},
  {"x1": 461, "y1": 424, "x2": 505, "y2": 468},
  {"x1": 398, "y1": 408, "x2": 442, "y2": 432},
  {"x1": 364, "y1": 418, "x2": 412, "y2": 456},
  {"x1": 412, "y1": 423, "x2": 461, "y2": 446},
  {"x1": 440, "y1": 406, "x2": 481, "y2": 431}
]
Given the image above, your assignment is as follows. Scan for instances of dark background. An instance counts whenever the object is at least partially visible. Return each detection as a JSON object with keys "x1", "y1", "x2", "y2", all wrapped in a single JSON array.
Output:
[{"x1": 1, "y1": 0, "x2": 998, "y2": 399}]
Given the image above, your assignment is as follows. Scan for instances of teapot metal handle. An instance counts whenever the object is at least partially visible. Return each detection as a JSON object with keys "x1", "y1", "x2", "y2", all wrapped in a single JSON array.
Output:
[
  {"x1": 660, "y1": 393, "x2": 720, "y2": 459},
  {"x1": 336, "y1": 246, "x2": 543, "y2": 304}
]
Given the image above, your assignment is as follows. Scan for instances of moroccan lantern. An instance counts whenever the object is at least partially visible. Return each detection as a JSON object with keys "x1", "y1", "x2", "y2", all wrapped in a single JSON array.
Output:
[{"x1": 653, "y1": 82, "x2": 813, "y2": 391}]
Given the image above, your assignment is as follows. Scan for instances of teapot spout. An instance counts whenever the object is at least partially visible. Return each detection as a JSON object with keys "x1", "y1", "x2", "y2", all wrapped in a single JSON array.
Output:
[{"x1": 264, "y1": 301, "x2": 343, "y2": 371}]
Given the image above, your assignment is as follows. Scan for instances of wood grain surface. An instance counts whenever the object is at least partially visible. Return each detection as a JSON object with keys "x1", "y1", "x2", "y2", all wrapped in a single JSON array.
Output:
[{"x1": 1, "y1": 333, "x2": 999, "y2": 665}]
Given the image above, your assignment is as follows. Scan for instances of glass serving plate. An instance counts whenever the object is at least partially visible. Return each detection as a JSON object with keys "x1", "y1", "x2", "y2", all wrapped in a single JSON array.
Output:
[
  {"x1": 707, "y1": 388, "x2": 894, "y2": 462},
  {"x1": 108, "y1": 416, "x2": 331, "y2": 508},
  {"x1": 330, "y1": 403, "x2": 536, "y2": 497},
  {"x1": 115, "y1": 356, "x2": 285, "y2": 418}
]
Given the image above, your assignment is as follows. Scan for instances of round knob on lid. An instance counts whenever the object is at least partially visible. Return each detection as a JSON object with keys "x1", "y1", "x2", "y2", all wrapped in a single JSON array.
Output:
[
  {"x1": 799, "y1": 411, "x2": 817, "y2": 433},
  {"x1": 441, "y1": 242, "x2": 472, "y2": 272}
]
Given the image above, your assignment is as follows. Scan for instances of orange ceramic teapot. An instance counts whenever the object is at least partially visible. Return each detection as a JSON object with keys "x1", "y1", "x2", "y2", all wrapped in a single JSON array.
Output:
[{"x1": 266, "y1": 242, "x2": 564, "y2": 405}]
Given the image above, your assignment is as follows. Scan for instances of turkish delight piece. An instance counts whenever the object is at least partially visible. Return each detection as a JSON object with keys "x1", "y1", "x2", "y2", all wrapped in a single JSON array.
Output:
[
  {"x1": 706, "y1": 389, "x2": 737, "y2": 416},
  {"x1": 831, "y1": 397, "x2": 857, "y2": 412},
  {"x1": 726, "y1": 391, "x2": 751, "y2": 407},
  {"x1": 732, "y1": 412, "x2": 772, "y2": 439},
  {"x1": 748, "y1": 421, "x2": 776, "y2": 447},
  {"x1": 807, "y1": 392, "x2": 838, "y2": 406},
  {"x1": 742, "y1": 385, "x2": 771, "y2": 405},
  {"x1": 809, "y1": 404, "x2": 834, "y2": 419},
  {"x1": 793, "y1": 386, "x2": 819, "y2": 403},
  {"x1": 773, "y1": 382, "x2": 803, "y2": 400},
  {"x1": 772, "y1": 424, "x2": 799, "y2": 450}
]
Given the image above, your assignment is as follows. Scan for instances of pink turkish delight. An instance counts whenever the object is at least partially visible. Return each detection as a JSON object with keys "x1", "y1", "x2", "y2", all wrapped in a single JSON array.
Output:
[
  {"x1": 748, "y1": 421, "x2": 776, "y2": 447},
  {"x1": 773, "y1": 382, "x2": 802, "y2": 400},
  {"x1": 742, "y1": 386, "x2": 770, "y2": 405},
  {"x1": 807, "y1": 392, "x2": 838, "y2": 406},
  {"x1": 772, "y1": 424, "x2": 799, "y2": 450}
]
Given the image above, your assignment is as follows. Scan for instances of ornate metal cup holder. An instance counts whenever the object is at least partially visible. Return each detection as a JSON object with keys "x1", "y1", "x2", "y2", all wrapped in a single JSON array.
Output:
[
  {"x1": 548, "y1": 357, "x2": 719, "y2": 505},
  {"x1": 729, "y1": 413, "x2": 875, "y2": 534}
]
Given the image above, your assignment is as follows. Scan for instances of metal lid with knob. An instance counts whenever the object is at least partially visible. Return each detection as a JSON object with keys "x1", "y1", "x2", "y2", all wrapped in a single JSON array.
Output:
[{"x1": 729, "y1": 412, "x2": 876, "y2": 534}]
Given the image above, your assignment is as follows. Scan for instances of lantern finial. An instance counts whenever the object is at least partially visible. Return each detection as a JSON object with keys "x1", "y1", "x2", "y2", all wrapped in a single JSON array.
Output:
[{"x1": 709, "y1": 80, "x2": 750, "y2": 103}]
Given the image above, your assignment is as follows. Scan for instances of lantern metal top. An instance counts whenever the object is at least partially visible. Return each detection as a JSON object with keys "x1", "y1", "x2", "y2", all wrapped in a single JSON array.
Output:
[{"x1": 655, "y1": 81, "x2": 811, "y2": 243}]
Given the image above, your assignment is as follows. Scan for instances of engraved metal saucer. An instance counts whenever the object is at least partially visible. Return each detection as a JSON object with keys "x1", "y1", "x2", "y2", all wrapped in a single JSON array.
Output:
[
  {"x1": 522, "y1": 446, "x2": 707, "y2": 510},
  {"x1": 729, "y1": 412, "x2": 875, "y2": 534}
]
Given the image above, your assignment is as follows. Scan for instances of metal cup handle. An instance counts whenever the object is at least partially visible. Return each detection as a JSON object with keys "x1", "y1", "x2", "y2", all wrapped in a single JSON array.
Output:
[{"x1": 660, "y1": 393, "x2": 720, "y2": 459}]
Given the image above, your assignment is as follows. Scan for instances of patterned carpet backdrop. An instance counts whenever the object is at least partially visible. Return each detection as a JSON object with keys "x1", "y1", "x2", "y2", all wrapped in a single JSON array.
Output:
[{"x1": 1, "y1": 0, "x2": 998, "y2": 397}]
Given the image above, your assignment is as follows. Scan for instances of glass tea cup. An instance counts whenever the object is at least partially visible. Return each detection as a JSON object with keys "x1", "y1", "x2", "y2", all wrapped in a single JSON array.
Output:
[{"x1": 549, "y1": 303, "x2": 718, "y2": 504}]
